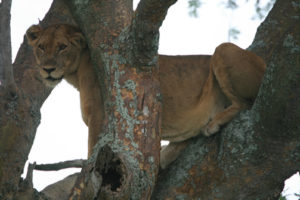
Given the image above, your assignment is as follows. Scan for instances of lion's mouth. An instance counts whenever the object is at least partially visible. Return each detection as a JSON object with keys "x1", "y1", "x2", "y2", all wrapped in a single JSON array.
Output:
[{"x1": 46, "y1": 76, "x2": 63, "y2": 82}]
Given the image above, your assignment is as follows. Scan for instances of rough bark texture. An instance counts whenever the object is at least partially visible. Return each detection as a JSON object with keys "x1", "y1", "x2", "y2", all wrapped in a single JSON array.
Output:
[
  {"x1": 0, "y1": 1, "x2": 75, "y2": 199},
  {"x1": 0, "y1": 0, "x2": 299, "y2": 199},
  {"x1": 151, "y1": 0, "x2": 300, "y2": 199},
  {"x1": 66, "y1": 0, "x2": 176, "y2": 199},
  {"x1": 0, "y1": 0, "x2": 13, "y2": 86}
]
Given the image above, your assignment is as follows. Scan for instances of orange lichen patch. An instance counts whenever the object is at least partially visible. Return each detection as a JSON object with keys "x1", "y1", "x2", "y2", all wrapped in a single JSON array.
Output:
[
  {"x1": 136, "y1": 130, "x2": 143, "y2": 137},
  {"x1": 235, "y1": 161, "x2": 273, "y2": 184},
  {"x1": 121, "y1": 88, "x2": 134, "y2": 99},
  {"x1": 123, "y1": 139, "x2": 130, "y2": 147},
  {"x1": 175, "y1": 165, "x2": 202, "y2": 196},
  {"x1": 174, "y1": 145, "x2": 224, "y2": 198},
  {"x1": 114, "y1": 111, "x2": 120, "y2": 118},
  {"x1": 139, "y1": 163, "x2": 144, "y2": 170},
  {"x1": 173, "y1": 151, "x2": 278, "y2": 199},
  {"x1": 137, "y1": 115, "x2": 144, "y2": 121},
  {"x1": 80, "y1": 183, "x2": 85, "y2": 189},
  {"x1": 122, "y1": 138, "x2": 136, "y2": 151},
  {"x1": 73, "y1": 187, "x2": 82, "y2": 196},
  {"x1": 134, "y1": 124, "x2": 143, "y2": 134}
]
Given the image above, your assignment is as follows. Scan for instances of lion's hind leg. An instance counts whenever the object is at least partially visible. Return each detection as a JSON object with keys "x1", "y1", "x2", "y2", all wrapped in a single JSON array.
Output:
[
  {"x1": 203, "y1": 69, "x2": 248, "y2": 136},
  {"x1": 204, "y1": 43, "x2": 253, "y2": 136}
]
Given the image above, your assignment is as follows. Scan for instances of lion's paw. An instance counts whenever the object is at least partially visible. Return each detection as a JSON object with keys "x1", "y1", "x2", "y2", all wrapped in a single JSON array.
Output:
[{"x1": 203, "y1": 122, "x2": 220, "y2": 137}]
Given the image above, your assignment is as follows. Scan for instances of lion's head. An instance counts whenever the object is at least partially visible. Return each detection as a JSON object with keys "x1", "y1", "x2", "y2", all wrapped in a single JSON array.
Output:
[{"x1": 26, "y1": 24, "x2": 86, "y2": 87}]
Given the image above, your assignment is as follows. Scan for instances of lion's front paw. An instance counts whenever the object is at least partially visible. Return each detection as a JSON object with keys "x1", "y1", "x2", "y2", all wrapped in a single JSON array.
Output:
[{"x1": 203, "y1": 122, "x2": 220, "y2": 137}]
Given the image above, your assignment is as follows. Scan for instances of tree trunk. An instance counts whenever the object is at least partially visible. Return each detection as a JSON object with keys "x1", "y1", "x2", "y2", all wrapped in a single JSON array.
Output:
[
  {"x1": 66, "y1": 0, "x2": 176, "y2": 199},
  {"x1": 0, "y1": 0, "x2": 299, "y2": 199},
  {"x1": 0, "y1": 0, "x2": 13, "y2": 87},
  {"x1": 0, "y1": 1, "x2": 76, "y2": 199},
  {"x1": 152, "y1": 0, "x2": 300, "y2": 199}
]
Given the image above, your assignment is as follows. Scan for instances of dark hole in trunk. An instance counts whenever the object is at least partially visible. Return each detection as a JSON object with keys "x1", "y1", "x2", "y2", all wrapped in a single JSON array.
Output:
[
  {"x1": 96, "y1": 145, "x2": 125, "y2": 192},
  {"x1": 101, "y1": 159, "x2": 122, "y2": 191}
]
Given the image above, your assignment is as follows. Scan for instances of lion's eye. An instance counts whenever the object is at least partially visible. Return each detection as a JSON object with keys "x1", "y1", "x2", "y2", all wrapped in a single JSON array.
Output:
[
  {"x1": 58, "y1": 44, "x2": 67, "y2": 52},
  {"x1": 38, "y1": 44, "x2": 45, "y2": 51}
]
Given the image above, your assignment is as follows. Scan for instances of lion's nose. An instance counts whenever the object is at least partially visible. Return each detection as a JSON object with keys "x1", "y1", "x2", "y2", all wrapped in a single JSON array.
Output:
[{"x1": 43, "y1": 68, "x2": 55, "y2": 74}]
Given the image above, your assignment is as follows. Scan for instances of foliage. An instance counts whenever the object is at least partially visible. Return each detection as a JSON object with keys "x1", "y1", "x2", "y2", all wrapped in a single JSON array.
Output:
[
  {"x1": 188, "y1": 0, "x2": 275, "y2": 19},
  {"x1": 253, "y1": 0, "x2": 276, "y2": 20},
  {"x1": 188, "y1": 0, "x2": 275, "y2": 41},
  {"x1": 228, "y1": 27, "x2": 240, "y2": 41},
  {"x1": 226, "y1": 0, "x2": 238, "y2": 9},
  {"x1": 188, "y1": 0, "x2": 202, "y2": 17}
]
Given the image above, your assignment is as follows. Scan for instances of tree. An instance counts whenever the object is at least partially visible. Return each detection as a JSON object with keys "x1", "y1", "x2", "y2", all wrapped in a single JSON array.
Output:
[
  {"x1": 188, "y1": 0, "x2": 276, "y2": 41},
  {"x1": 0, "y1": 0, "x2": 299, "y2": 199}
]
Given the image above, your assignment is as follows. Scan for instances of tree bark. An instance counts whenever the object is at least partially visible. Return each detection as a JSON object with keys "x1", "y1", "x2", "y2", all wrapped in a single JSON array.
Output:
[
  {"x1": 151, "y1": 0, "x2": 300, "y2": 199},
  {"x1": 0, "y1": 1, "x2": 76, "y2": 199},
  {"x1": 66, "y1": 0, "x2": 176, "y2": 199},
  {"x1": 0, "y1": 0, "x2": 13, "y2": 87}
]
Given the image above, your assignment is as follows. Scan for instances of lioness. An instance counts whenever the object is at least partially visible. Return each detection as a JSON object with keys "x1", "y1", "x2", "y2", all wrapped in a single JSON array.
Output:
[{"x1": 26, "y1": 24, "x2": 266, "y2": 168}]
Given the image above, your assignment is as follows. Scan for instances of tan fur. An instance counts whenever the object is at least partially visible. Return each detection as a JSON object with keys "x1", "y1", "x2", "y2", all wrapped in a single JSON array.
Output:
[
  {"x1": 159, "y1": 44, "x2": 265, "y2": 168},
  {"x1": 26, "y1": 25, "x2": 265, "y2": 166},
  {"x1": 26, "y1": 24, "x2": 103, "y2": 157}
]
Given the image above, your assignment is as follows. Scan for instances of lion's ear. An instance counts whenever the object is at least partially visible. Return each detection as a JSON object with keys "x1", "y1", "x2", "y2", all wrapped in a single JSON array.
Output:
[
  {"x1": 26, "y1": 25, "x2": 42, "y2": 46},
  {"x1": 69, "y1": 32, "x2": 86, "y2": 49}
]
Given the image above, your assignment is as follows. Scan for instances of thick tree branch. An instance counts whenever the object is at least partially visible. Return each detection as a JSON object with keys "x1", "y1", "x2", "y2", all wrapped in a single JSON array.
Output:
[
  {"x1": 0, "y1": 0, "x2": 13, "y2": 87},
  {"x1": 132, "y1": 0, "x2": 177, "y2": 67},
  {"x1": 248, "y1": 0, "x2": 299, "y2": 63},
  {"x1": 152, "y1": 0, "x2": 300, "y2": 199}
]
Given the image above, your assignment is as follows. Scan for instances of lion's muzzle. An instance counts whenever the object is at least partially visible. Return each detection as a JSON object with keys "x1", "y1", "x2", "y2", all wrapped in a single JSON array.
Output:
[
  {"x1": 43, "y1": 67, "x2": 56, "y2": 74},
  {"x1": 42, "y1": 66, "x2": 63, "y2": 81},
  {"x1": 46, "y1": 76, "x2": 63, "y2": 82}
]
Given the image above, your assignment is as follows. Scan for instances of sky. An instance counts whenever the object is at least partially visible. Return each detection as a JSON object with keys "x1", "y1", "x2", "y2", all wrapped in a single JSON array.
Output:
[{"x1": 10, "y1": 0, "x2": 300, "y2": 198}]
